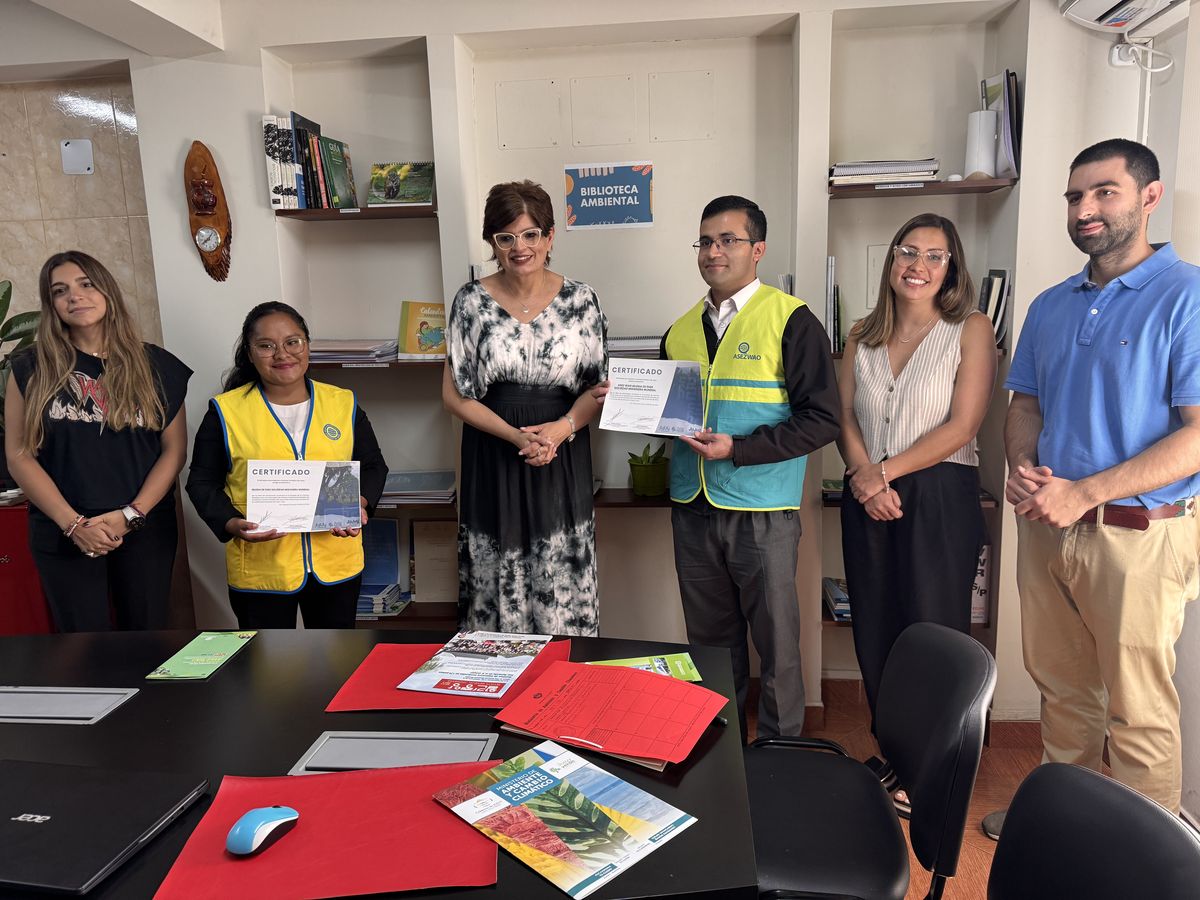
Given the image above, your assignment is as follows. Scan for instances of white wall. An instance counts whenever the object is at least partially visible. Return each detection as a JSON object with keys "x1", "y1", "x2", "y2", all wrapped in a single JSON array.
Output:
[{"x1": 1147, "y1": 10, "x2": 1200, "y2": 823}]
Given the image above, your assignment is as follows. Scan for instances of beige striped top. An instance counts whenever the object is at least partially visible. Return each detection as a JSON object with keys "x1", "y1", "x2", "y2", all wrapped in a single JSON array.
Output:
[{"x1": 852, "y1": 314, "x2": 978, "y2": 467}]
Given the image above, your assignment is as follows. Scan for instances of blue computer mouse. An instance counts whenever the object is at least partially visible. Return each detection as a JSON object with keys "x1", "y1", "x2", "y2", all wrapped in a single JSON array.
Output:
[{"x1": 226, "y1": 805, "x2": 299, "y2": 856}]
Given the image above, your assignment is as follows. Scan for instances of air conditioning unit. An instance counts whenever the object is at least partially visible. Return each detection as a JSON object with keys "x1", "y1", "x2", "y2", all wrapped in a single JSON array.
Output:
[{"x1": 1060, "y1": 0, "x2": 1171, "y2": 32}]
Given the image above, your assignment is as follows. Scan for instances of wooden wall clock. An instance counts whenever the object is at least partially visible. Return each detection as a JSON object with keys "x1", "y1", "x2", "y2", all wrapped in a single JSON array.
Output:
[{"x1": 183, "y1": 141, "x2": 232, "y2": 282}]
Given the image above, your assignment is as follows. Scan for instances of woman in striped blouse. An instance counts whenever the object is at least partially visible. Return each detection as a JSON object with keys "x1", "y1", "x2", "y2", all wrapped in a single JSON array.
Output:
[{"x1": 837, "y1": 212, "x2": 996, "y2": 726}]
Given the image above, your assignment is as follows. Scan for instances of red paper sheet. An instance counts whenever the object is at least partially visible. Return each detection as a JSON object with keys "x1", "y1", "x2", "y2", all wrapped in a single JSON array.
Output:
[
  {"x1": 154, "y1": 762, "x2": 497, "y2": 900},
  {"x1": 495, "y1": 660, "x2": 729, "y2": 764},
  {"x1": 325, "y1": 639, "x2": 572, "y2": 711}
]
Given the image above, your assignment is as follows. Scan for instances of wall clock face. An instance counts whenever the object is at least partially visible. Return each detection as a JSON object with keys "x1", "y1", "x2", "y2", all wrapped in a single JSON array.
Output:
[
  {"x1": 194, "y1": 226, "x2": 222, "y2": 253},
  {"x1": 183, "y1": 140, "x2": 232, "y2": 282}
]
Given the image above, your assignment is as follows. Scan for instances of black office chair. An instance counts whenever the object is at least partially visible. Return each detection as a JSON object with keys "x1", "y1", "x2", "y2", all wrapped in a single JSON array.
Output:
[
  {"x1": 744, "y1": 622, "x2": 996, "y2": 900},
  {"x1": 988, "y1": 763, "x2": 1200, "y2": 900}
]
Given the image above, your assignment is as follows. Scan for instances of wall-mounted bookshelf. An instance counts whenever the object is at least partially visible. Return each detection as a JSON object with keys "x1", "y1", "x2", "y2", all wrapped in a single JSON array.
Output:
[
  {"x1": 275, "y1": 206, "x2": 437, "y2": 222},
  {"x1": 828, "y1": 177, "x2": 1016, "y2": 200}
]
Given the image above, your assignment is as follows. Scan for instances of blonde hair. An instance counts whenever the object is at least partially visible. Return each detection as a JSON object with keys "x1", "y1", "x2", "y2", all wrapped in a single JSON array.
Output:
[
  {"x1": 21, "y1": 251, "x2": 164, "y2": 454},
  {"x1": 851, "y1": 213, "x2": 976, "y2": 347}
]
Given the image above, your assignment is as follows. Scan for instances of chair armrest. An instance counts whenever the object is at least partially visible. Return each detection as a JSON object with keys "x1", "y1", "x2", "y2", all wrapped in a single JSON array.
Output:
[{"x1": 749, "y1": 736, "x2": 850, "y2": 757}]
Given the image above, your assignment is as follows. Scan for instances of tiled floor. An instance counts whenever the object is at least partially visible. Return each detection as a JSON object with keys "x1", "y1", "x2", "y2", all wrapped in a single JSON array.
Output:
[{"x1": 748, "y1": 679, "x2": 1043, "y2": 900}]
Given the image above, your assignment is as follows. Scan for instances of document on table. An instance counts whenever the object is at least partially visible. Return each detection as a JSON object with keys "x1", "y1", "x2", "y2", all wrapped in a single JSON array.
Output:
[
  {"x1": 495, "y1": 660, "x2": 728, "y2": 768},
  {"x1": 599, "y1": 358, "x2": 704, "y2": 436},
  {"x1": 245, "y1": 459, "x2": 361, "y2": 533},
  {"x1": 397, "y1": 631, "x2": 552, "y2": 699},
  {"x1": 146, "y1": 631, "x2": 257, "y2": 680}
]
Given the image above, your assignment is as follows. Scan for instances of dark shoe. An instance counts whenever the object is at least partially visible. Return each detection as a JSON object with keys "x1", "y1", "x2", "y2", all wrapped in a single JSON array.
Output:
[{"x1": 982, "y1": 809, "x2": 1006, "y2": 840}]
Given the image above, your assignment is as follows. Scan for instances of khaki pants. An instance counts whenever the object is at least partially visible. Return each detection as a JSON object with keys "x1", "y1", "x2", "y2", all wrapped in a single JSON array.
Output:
[{"x1": 1017, "y1": 509, "x2": 1199, "y2": 812}]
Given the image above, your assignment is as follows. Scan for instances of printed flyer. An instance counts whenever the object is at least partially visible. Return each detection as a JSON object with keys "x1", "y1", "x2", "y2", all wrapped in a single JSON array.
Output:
[
  {"x1": 397, "y1": 631, "x2": 551, "y2": 698},
  {"x1": 599, "y1": 358, "x2": 703, "y2": 437},
  {"x1": 245, "y1": 460, "x2": 361, "y2": 533},
  {"x1": 434, "y1": 740, "x2": 695, "y2": 898}
]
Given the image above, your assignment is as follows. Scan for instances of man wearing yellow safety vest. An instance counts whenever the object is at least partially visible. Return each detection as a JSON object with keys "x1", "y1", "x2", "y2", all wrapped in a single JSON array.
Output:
[{"x1": 662, "y1": 196, "x2": 839, "y2": 739}]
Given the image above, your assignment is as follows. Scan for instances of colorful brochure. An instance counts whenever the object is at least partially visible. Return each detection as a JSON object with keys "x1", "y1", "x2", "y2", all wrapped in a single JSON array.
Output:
[
  {"x1": 146, "y1": 632, "x2": 257, "y2": 680},
  {"x1": 397, "y1": 631, "x2": 551, "y2": 699},
  {"x1": 495, "y1": 660, "x2": 728, "y2": 770},
  {"x1": 245, "y1": 459, "x2": 361, "y2": 533},
  {"x1": 586, "y1": 652, "x2": 701, "y2": 682},
  {"x1": 434, "y1": 740, "x2": 695, "y2": 899},
  {"x1": 599, "y1": 358, "x2": 703, "y2": 436}
]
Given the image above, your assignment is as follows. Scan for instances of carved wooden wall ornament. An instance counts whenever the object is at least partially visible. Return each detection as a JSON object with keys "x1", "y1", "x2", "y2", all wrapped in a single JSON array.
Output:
[{"x1": 183, "y1": 141, "x2": 232, "y2": 282}]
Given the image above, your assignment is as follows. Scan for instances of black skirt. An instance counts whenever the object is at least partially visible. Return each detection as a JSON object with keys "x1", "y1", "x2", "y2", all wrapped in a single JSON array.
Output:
[{"x1": 457, "y1": 382, "x2": 598, "y2": 635}]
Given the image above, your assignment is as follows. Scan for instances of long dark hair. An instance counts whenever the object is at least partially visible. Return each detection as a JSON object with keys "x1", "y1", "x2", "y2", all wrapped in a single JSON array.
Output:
[{"x1": 222, "y1": 301, "x2": 310, "y2": 392}]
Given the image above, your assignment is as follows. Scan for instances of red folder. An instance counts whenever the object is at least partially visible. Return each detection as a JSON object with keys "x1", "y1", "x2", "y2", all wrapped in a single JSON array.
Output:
[
  {"x1": 154, "y1": 762, "x2": 497, "y2": 900},
  {"x1": 496, "y1": 660, "x2": 729, "y2": 765},
  {"x1": 325, "y1": 639, "x2": 572, "y2": 712}
]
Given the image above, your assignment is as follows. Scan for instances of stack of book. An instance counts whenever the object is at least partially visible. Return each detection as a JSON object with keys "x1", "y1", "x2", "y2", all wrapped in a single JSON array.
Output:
[
  {"x1": 829, "y1": 158, "x2": 940, "y2": 191},
  {"x1": 977, "y1": 268, "x2": 1011, "y2": 346},
  {"x1": 608, "y1": 335, "x2": 660, "y2": 359},
  {"x1": 260, "y1": 111, "x2": 360, "y2": 210},
  {"x1": 308, "y1": 338, "x2": 398, "y2": 365},
  {"x1": 822, "y1": 577, "x2": 852, "y2": 624},
  {"x1": 380, "y1": 470, "x2": 456, "y2": 507},
  {"x1": 357, "y1": 518, "x2": 410, "y2": 621}
]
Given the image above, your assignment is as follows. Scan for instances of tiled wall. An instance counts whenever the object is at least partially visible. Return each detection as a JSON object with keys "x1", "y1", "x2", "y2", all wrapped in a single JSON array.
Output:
[{"x1": 0, "y1": 75, "x2": 161, "y2": 341}]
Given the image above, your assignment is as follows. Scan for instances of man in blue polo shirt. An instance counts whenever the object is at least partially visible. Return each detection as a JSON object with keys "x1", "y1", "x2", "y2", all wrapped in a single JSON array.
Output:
[{"x1": 1004, "y1": 138, "x2": 1200, "y2": 813}]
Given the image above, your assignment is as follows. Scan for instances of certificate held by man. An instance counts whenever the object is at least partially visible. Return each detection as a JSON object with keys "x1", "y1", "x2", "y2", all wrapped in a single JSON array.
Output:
[
  {"x1": 245, "y1": 459, "x2": 361, "y2": 532},
  {"x1": 599, "y1": 357, "x2": 704, "y2": 436}
]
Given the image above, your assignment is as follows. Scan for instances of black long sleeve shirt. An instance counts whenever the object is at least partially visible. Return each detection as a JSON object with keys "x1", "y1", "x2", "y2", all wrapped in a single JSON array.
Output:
[
  {"x1": 661, "y1": 302, "x2": 841, "y2": 467},
  {"x1": 186, "y1": 401, "x2": 388, "y2": 542}
]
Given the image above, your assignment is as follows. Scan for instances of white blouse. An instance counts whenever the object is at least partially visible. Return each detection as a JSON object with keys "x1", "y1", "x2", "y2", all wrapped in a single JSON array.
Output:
[{"x1": 852, "y1": 315, "x2": 978, "y2": 467}]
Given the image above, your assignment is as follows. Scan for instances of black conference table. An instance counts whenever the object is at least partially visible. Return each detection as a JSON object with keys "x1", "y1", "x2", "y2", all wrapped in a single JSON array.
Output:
[{"x1": 0, "y1": 629, "x2": 758, "y2": 899}]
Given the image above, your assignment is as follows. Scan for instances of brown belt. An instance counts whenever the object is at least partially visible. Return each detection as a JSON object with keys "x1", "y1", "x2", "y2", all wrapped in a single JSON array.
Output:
[{"x1": 1077, "y1": 502, "x2": 1190, "y2": 531}]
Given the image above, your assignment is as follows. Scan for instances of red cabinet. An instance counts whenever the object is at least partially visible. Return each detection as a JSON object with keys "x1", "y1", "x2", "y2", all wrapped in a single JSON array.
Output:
[{"x1": 0, "y1": 503, "x2": 53, "y2": 634}]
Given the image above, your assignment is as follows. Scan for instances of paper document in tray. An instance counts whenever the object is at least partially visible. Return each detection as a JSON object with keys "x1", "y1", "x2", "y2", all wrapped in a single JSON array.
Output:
[
  {"x1": 245, "y1": 459, "x2": 361, "y2": 533},
  {"x1": 599, "y1": 358, "x2": 703, "y2": 436},
  {"x1": 434, "y1": 740, "x2": 695, "y2": 900},
  {"x1": 398, "y1": 630, "x2": 551, "y2": 698}
]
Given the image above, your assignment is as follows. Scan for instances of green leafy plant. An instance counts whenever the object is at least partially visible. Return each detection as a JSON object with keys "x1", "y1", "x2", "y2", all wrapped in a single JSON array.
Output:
[
  {"x1": 0, "y1": 280, "x2": 41, "y2": 426},
  {"x1": 626, "y1": 442, "x2": 666, "y2": 465}
]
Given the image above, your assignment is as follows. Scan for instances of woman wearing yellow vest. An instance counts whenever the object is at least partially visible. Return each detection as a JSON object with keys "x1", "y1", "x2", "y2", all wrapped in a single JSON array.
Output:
[{"x1": 186, "y1": 302, "x2": 387, "y2": 628}]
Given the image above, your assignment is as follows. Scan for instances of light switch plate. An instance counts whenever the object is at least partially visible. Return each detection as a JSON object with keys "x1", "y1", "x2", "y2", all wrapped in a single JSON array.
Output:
[
  {"x1": 866, "y1": 244, "x2": 889, "y2": 308},
  {"x1": 60, "y1": 139, "x2": 94, "y2": 175}
]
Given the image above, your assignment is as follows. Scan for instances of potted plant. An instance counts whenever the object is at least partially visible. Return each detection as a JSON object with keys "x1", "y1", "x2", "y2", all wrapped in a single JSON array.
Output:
[
  {"x1": 627, "y1": 441, "x2": 668, "y2": 497},
  {"x1": 0, "y1": 280, "x2": 40, "y2": 487}
]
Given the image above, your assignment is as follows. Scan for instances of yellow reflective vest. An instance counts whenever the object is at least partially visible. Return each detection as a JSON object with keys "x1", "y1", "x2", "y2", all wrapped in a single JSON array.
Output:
[
  {"x1": 212, "y1": 380, "x2": 363, "y2": 592},
  {"x1": 665, "y1": 284, "x2": 808, "y2": 510}
]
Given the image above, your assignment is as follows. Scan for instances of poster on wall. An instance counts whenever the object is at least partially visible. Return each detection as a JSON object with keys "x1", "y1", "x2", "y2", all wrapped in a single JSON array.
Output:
[{"x1": 564, "y1": 161, "x2": 653, "y2": 230}]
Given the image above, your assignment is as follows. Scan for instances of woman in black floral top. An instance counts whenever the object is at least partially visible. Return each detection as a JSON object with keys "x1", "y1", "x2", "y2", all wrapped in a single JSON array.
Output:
[{"x1": 443, "y1": 180, "x2": 607, "y2": 635}]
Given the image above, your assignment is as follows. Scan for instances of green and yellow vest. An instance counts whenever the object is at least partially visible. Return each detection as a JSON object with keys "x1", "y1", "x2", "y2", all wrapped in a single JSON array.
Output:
[
  {"x1": 212, "y1": 379, "x2": 362, "y2": 592},
  {"x1": 665, "y1": 284, "x2": 808, "y2": 510}
]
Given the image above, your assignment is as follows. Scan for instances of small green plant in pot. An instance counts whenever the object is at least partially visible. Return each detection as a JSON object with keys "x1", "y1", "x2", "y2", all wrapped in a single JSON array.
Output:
[{"x1": 627, "y1": 441, "x2": 668, "y2": 497}]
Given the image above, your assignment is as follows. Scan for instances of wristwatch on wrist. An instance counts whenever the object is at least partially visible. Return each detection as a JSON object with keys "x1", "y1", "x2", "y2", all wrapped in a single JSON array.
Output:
[{"x1": 121, "y1": 505, "x2": 147, "y2": 531}]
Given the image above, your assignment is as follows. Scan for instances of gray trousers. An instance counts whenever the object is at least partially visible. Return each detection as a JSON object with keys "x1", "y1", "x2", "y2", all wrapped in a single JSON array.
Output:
[{"x1": 671, "y1": 502, "x2": 805, "y2": 738}]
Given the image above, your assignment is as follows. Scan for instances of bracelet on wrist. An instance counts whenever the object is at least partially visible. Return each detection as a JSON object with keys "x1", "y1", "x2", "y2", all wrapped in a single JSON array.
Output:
[
  {"x1": 880, "y1": 460, "x2": 890, "y2": 493},
  {"x1": 63, "y1": 514, "x2": 86, "y2": 539},
  {"x1": 562, "y1": 414, "x2": 577, "y2": 443}
]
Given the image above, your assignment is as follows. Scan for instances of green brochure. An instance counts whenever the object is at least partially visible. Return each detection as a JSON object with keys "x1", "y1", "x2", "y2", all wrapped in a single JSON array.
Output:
[
  {"x1": 146, "y1": 631, "x2": 257, "y2": 680},
  {"x1": 587, "y1": 651, "x2": 702, "y2": 682}
]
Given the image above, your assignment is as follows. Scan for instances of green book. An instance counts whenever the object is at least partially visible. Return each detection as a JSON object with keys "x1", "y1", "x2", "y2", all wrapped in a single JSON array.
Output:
[
  {"x1": 587, "y1": 651, "x2": 701, "y2": 682},
  {"x1": 317, "y1": 136, "x2": 356, "y2": 209},
  {"x1": 146, "y1": 631, "x2": 257, "y2": 680}
]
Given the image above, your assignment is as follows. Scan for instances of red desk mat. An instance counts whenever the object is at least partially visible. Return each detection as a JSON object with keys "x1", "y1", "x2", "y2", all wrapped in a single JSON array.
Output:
[
  {"x1": 325, "y1": 639, "x2": 572, "y2": 711},
  {"x1": 154, "y1": 762, "x2": 497, "y2": 900}
]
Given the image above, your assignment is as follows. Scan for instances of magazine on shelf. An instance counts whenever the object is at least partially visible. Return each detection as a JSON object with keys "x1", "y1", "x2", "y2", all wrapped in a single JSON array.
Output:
[
  {"x1": 368, "y1": 161, "x2": 435, "y2": 206},
  {"x1": 433, "y1": 740, "x2": 696, "y2": 900},
  {"x1": 397, "y1": 301, "x2": 446, "y2": 358},
  {"x1": 317, "y1": 135, "x2": 356, "y2": 209},
  {"x1": 397, "y1": 631, "x2": 551, "y2": 698}
]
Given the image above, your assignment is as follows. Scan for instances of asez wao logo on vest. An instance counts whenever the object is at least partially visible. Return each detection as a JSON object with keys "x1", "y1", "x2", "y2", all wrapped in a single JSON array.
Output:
[
  {"x1": 323, "y1": 424, "x2": 342, "y2": 440},
  {"x1": 734, "y1": 341, "x2": 761, "y2": 361},
  {"x1": 11, "y1": 814, "x2": 51, "y2": 823}
]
